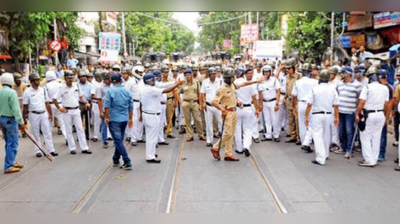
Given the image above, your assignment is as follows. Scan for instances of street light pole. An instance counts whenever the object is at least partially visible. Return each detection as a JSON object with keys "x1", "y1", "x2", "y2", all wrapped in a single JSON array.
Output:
[
  {"x1": 122, "y1": 12, "x2": 128, "y2": 59},
  {"x1": 330, "y1": 12, "x2": 335, "y2": 65}
]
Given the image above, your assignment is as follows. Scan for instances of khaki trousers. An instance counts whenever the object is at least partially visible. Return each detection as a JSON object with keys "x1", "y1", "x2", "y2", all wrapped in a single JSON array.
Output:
[{"x1": 213, "y1": 111, "x2": 237, "y2": 157}]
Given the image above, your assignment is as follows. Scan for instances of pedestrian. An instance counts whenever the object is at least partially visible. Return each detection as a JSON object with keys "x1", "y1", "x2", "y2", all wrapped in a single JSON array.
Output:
[
  {"x1": 356, "y1": 66, "x2": 389, "y2": 167},
  {"x1": 305, "y1": 69, "x2": 339, "y2": 166},
  {"x1": 104, "y1": 72, "x2": 134, "y2": 170},
  {"x1": 378, "y1": 69, "x2": 393, "y2": 162},
  {"x1": 258, "y1": 65, "x2": 281, "y2": 142},
  {"x1": 140, "y1": 73, "x2": 182, "y2": 163},
  {"x1": 180, "y1": 69, "x2": 206, "y2": 142},
  {"x1": 53, "y1": 70, "x2": 92, "y2": 155},
  {"x1": 336, "y1": 66, "x2": 362, "y2": 159},
  {"x1": 0, "y1": 73, "x2": 26, "y2": 174},
  {"x1": 67, "y1": 54, "x2": 79, "y2": 69},
  {"x1": 354, "y1": 65, "x2": 368, "y2": 88},
  {"x1": 55, "y1": 64, "x2": 64, "y2": 79},
  {"x1": 210, "y1": 68, "x2": 262, "y2": 162},
  {"x1": 22, "y1": 73, "x2": 58, "y2": 158},
  {"x1": 200, "y1": 67, "x2": 223, "y2": 147},
  {"x1": 393, "y1": 70, "x2": 400, "y2": 147}
]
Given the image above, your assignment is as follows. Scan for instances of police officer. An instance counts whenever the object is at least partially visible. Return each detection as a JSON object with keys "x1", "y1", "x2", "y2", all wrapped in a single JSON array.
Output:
[
  {"x1": 356, "y1": 66, "x2": 389, "y2": 167},
  {"x1": 200, "y1": 67, "x2": 223, "y2": 147},
  {"x1": 22, "y1": 73, "x2": 58, "y2": 157},
  {"x1": 328, "y1": 66, "x2": 341, "y2": 151},
  {"x1": 121, "y1": 66, "x2": 136, "y2": 142},
  {"x1": 94, "y1": 72, "x2": 113, "y2": 148},
  {"x1": 276, "y1": 60, "x2": 290, "y2": 137},
  {"x1": 90, "y1": 70, "x2": 104, "y2": 142},
  {"x1": 0, "y1": 73, "x2": 26, "y2": 174},
  {"x1": 161, "y1": 65, "x2": 179, "y2": 139},
  {"x1": 153, "y1": 69, "x2": 172, "y2": 145},
  {"x1": 77, "y1": 70, "x2": 92, "y2": 140},
  {"x1": 130, "y1": 66, "x2": 146, "y2": 146},
  {"x1": 258, "y1": 65, "x2": 281, "y2": 142},
  {"x1": 53, "y1": 70, "x2": 92, "y2": 155},
  {"x1": 305, "y1": 69, "x2": 339, "y2": 166},
  {"x1": 292, "y1": 63, "x2": 319, "y2": 151},
  {"x1": 210, "y1": 68, "x2": 262, "y2": 161},
  {"x1": 140, "y1": 73, "x2": 182, "y2": 163}
]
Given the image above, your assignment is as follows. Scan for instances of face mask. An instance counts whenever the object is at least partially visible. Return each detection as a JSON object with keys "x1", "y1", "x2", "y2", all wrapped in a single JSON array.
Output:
[{"x1": 224, "y1": 77, "x2": 232, "y2": 85}]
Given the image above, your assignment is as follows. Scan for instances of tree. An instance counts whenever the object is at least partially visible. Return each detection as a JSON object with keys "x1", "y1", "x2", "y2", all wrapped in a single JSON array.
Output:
[{"x1": 0, "y1": 12, "x2": 83, "y2": 71}]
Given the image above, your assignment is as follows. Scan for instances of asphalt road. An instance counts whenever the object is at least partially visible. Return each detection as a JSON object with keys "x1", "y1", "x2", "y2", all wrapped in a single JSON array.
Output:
[{"x1": 0, "y1": 126, "x2": 399, "y2": 213}]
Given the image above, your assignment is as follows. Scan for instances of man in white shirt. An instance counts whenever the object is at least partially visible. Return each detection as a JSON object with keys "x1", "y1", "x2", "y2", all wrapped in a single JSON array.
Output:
[
  {"x1": 130, "y1": 66, "x2": 146, "y2": 146},
  {"x1": 90, "y1": 70, "x2": 104, "y2": 142},
  {"x1": 275, "y1": 60, "x2": 290, "y2": 137},
  {"x1": 22, "y1": 73, "x2": 58, "y2": 157}
]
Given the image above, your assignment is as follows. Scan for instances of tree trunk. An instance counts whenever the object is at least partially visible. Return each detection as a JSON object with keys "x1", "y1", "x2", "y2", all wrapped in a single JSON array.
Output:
[{"x1": 9, "y1": 49, "x2": 20, "y2": 72}]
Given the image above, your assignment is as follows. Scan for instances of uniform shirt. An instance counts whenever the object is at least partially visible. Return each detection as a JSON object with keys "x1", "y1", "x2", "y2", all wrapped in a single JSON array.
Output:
[
  {"x1": 258, "y1": 76, "x2": 280, "y2": 101},
  {"x1": 0, "y1": 86, "x2": 24, "y2": 124},
  {"x1": 214, "y1": 83, "x2": 238, "y2": 109},
  {"x1": 131, "y1": 78, "x2": 143, "y2": 101},
  {"x1": 104, "y1": 85, "x2": 133, "y2": 123},
  {"x1": 140, "y1": 85, "x2": 163, "y2": 113},
  {"x1": 394, "y1": 84, "x2": 400, "y2": 111},
  {"x1": 77, "y1": 81, "x2": 92, "y2": 102},
  {"x1": 234, "y1": 77, "x2": 257, "y2": 105},
  {"x1": 337, "y1": 79, "x2": 363, "y2": 114},
  {"x1": 12, "y1": 83, "x2": 29, "y2": 108},
  {"x1": 292, "y1": 76, "x2": 319, "y2": 102},
  {"x1": 95, "y1": 83, "x2": 111, "y2": 108},
  {"x1": 253, "y1": 69, "x2": 262, "y2": 81},
  {"x1": 329, "y1": 78, "x2": 340, "y2": 91},
  {"x1": 285, "y1": 72, "x2": 301, "y2": 99},
  {"x1": 201, "y1": 78, "x2": 223, "y2": 104},
  {"x1": 45, "y1": 80, "x2": 63, "y2": 103},
  {"x1": 161, "y1": 77, "x2": 176, "y2": 101},
  {"x1": 359, "y1": 81, "x2": 389, "y2": 111},
  {"x1": 181, "y1": 80, "x2": 200, "y2": 101},
  {"x1": 277, "y1": 72, "x2": 287, "y2": 94},
  {"x1": 55, "y1": 83, "x2": 84, "y2": 108},
  {"x1": 22, "y1": 86, "x2": 50, "y2": 112},
  {"x1": 307, "y1": 83, "x2": 339, "y2": 113},
  {"x1": 358, "y1": 77, "x2": 369, "y2": 88}
]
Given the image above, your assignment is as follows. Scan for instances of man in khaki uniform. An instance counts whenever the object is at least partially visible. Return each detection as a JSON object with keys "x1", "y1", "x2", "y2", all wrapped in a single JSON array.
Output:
[
  {"x1": 12, "y1": 73, "x2": 29, "y2": 138},
  {"x1": 162, "y1": 66, "x2": 180, "y2": 138},
  {"x1": 284, "y1": 58, "x2": 302, "y2": 144},
  {"x1": 211, "y1": 68, "x2": 262, "y2": 161},
  {"x1": 181, "y1": 69, "x2": 206, "y2": 142}
]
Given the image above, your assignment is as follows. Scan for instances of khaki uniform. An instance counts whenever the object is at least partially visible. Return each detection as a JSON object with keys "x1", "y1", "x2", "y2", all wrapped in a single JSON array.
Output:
[
  {"x1": 12, "y1": 83, "x2": 30, "y2": 109},
  {"x1": 212, "y1": 83, "x2": 238, "y2": 157},
  {"x1": 285, "y1": 72, "x2": 302, "y2": 141},
  {"x1": 163, "y1": 77, "x2": 177, "y2": 136},
  {"x1": 181, "y1": 79, "x2": 204, "y2": 139},
  {"x1": 197, "y1": 74, "x2": 208, "y2": 134}
]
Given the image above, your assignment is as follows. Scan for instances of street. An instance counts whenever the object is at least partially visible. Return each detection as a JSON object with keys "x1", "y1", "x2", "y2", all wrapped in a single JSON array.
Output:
[{"x1": 0, "y1": 127, "x2": 399, "y2": 213}]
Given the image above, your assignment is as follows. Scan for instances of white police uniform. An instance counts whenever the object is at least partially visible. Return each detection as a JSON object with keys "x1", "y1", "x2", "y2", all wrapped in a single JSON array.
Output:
[
  {"x1": 329, "y1": 79, "x2": 341, "y2": 148},
  {"x1": 258, "y1": 75, "x2": 281, "y2": 139},
  {"x1": 130, "y1": 77, "x2": 145, "y2": 144},
  {"x1": 55, "y1": 83, "x2": 89, "y2": 152},
  {"x1": 122, "y1": 77, "x2": 136, "y2": 140},
  {"x1": 307, "y1": 83, "x2": 339, "y2": 165},
  {"x1": 292, "y1": 76, "x2": 319, "y2": 144},
  {"x1": 45, "y1": 79, "x2": 67, "y2": 139},
  {"x1": 156, "y1": 80, "x2": 175, "y2": 143},
  {"x1": 277, "y1": 71, "x2": 289, "y2": 135},
  {"x1": 200, "y1": 77, "x2": 223, "y2": 144},
  {"x1": 234, "y1": 77, "x2": 257, "y2": 152},
  {"x1": 90, "y1": 80, "x2": 102, "y2": 140},
  {"x1": 23, "y1": 86, "x2": 56, "y2": 155},
  {"x1": 359, "y1": 81, "x2": 389, "y2": 165}
]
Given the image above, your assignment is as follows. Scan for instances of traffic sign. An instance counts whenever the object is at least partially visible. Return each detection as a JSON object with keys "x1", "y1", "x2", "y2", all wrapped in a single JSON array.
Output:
[{"x1": 49, "y1": 40, "x2": 62, "y2": 52}]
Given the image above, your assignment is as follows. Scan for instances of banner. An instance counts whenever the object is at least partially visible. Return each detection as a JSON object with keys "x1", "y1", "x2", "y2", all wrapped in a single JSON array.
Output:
[
  {"x1": 240, "y1": 24, "x2": 259, "y2": 45},
  {"x1": 106, "y1": 12, "x2": 117, "y2": 26},
  {"x1": 223, "y1": 39, "x2": 232, "y2": 49},
  {"x1": 99, "y1": 32, "x2": 121, "y2": 51},
  {"x1": 100, "y1": 49, "x2": 119, "y2": 62},
  {"x1": 374, "y1": 12, "x2": 400, "y2": 29},
  {"x1": 252, "y1": 40, "x2": 283, "y2": 60},
  {"x1": 348, "y1": 12, "x2": 373, "y2": 31},
  {"x1": 338, "y1": 36, "x2": 351, "y2": 48}
]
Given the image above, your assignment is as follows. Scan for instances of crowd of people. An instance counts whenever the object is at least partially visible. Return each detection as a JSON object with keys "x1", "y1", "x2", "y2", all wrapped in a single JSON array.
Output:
[{"x1": 0, "y1": 52, "x2": 400, "y2": 174}]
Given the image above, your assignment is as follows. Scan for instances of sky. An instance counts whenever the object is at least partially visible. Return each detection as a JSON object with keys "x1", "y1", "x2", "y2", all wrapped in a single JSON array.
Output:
[{"x1": 172, "y1": 12, "x2": 201, "y2": 35}]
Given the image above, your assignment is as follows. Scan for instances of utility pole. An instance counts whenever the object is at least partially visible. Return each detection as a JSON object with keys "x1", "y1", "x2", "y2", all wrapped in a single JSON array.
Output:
[
  {"x1": 122, "y1": 12, "x2": 128, "y2": 59},
  {"x1": 53, "y1": 18, "x2": 58, "y2": 66},
  {"x1": 330, "y1": 12, "x2": 335, "y2": 65}
]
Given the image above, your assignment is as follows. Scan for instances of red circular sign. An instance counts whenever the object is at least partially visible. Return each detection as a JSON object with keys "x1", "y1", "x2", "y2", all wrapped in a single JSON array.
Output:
[{"x1": 49, "y1": 40, "x2": 62, "y2": 52}]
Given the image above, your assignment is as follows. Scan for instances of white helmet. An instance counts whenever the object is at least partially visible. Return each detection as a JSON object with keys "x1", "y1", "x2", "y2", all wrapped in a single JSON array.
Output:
[
  {"x1": 1, "y1": 72, "x2": 15, "y2": 86},
  {"x1": 261, "y1": 65, "x2": 272, "y2": 73},
  {"x1": 132, "y1": 65, "x2": 145, "y2": 80},
  {"x1": 45, "y1": 71, "x2": 57, "y2": 82}
]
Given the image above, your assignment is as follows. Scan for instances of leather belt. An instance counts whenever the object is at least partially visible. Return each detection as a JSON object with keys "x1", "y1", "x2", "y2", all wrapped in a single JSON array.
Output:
[
  {"x1": 367, "y1": 109, "x2": 384, "y2": 113},
  {"x1": 49, "y1": 102, "x2": 61, "y2": 104},
  {"x1": 30, "y1": 111, "x2": 46, "y2": 114},
  {"x1": 160, "y1": 102, "x2": 166, "y2": 105},
  {"x1": 167, "y1": 97, "x2": 174, "y2": 101},
  {"x1": 299, "y1": 100, "x2": 307, "y2": 103},
  {"x1": 227, "y1": 107, "x2": 237, "y2": 112},
  {"x1": 242, "y1": 104, "x2": 252, "y2": 107},
  {"x1": 206, "y1": 102, "x2": 213, "y2": 107},
  {"x1": 184, "y1": 99, "x2": 198, "y2": 103},
  {"x1": 312, "y1": 111, "x2": 332, "y2": 115},
  {"x1": 65, "y1": 106, "x2": 79, "y2": 110},
  {"x1": 133, "y1": 99, "x2": 140, "y2": 103},
  {"x1": 280, "y1": 92, "x2": 286, "y2": 95},
  {"x1": 92, "y1": 101, "x2": 98, "y2": 104},
  {"x1": 263, "y1": 98, "x2": 276, "y2": 102},
  {"x1": 144, "y1": 112, "x2": 161, "y2": 116}
]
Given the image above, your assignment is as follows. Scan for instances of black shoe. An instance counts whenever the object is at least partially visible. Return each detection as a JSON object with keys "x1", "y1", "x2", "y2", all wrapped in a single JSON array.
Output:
[
  {"x1": 235, "y1": 150, "x2": 244, "y2": 154},
  {"x1": 302, "y1": 146, "x2": 313, "y2": 153},
  {"x1": 57, "y1": 128, "x2": 62, "y2": 135},
  {"x1": 82, "y1": 150, "x2": 92, "y2": 154},
  {"x1": 253, "y1": 138, "x2": 260, "y2": 143},
  {"x1": 395, "y1": 158, "x2": 399, "y2": 164},
  {"x1": 311, "y1": 160, "x2": 324, "y2": 166},
  {"x1": 274, "y1": 138, "x2": 280, "y2": 143},
  {"x1": 296, "y1": 141, "x2": 301, "y2": 146},
  {"x1": 36, "y1": 152, "x2": 43, "y2": 158},
  {"x1": 103, "y1": 142, "x2": 108, "y2": 148},
  {"x1": 244, "y1": 148, "x2": 250, "y2": 157},
  {"x1": 120, "y1": 163, "x2": 132, "y2": 170},
  {"x1": 285, "y1": 139, "x2": 297, "y2": 143},
  {"x1": 146, "y1": 159, "x2": 161, "y2": 164},
  {"x1": 262, "y1": 138, "x2": 272, "y2": 142},
  {"x1": 113, "y1": 161, "x2": 120, "y2": 167},
  {"x1": 131, "y1": 142, "x2": 137, "y2": 147},
  {"x1": 395, "y1": 166, "x2": 400, "y2": 171},
  {"x1": 137, "y1": 139, "x2": 146, "y2": 143},
  {"x1": 107, "y1": 137, "x2": 113, "y2": 141},
  {"x1": 125, "y1": 137, "x2": 131, "y2": 142},
  {"x1": 158, "y1": 142, "x2": 169, "y2": 146},
  {"x1": 70, "y1": 150, "x2": 77, "y2": 155},
  {"x1": 66, "y1": 140, "x2": 68, "y2": 146},
  {"x1": 167, "y1": 135, "x2": 176, "y2": 139},
  {"x1": 155, "y1": 154, "x2": 158, "y2": 158},
  {"x1": 286, "y1": 134, "x2": 291, "y2": 138},
  {"x1": 206, "y1": 143, "x2": 212, "y2": 147},
  {"x1": 92, "y1": 138, "x2": 98, "y2": 142},
  {"x1": 50, "y1": 152, "x2": 59, "y2": 157}
]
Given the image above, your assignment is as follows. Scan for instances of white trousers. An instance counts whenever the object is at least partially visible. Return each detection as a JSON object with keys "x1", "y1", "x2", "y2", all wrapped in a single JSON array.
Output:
[
  {"x1": 29, "y1": 112, "x2": 55, "y2": 154},
  {"x1": 262, "y1": 100, "x2": 280, "y2": 139},
  {"x1": 252, "y1": 105, "x2": 261, "y2": 139},
  {"x1": 205, "y1": 104, "x2": 222, "y2": 144},
  {"x1": 298, "y1": 101, "x2": 313, "y2": 145},
  {"x1": 158, "y1": 104, "x2": 166, "y2": 143},
  {"x1": 51, "y1": 104, "x2": 67, "y2": 139},
  {"x1": 144, "y1": 113, "x2": 160, "y2": 160},
  {"x1": 360, "y1": 112, "x2": 385, "y2": 165},
  {"x1": 312, "y1": 114, "x2": 332, "y2": 165},
  {"x1": 235, "y1": 107, "x2": 254, "y2": 151},
  {"x1": 278, "y1": 96, "x2": 289, "y2": 135},
  {"x1": 131, "y1": 101, "x2": 144, "y2": 142},
  {"x1": 331, "y1": 114, "x2": 340, "y2": 146},
  {"x1": 62, "y1": 109, "x2": 89, "y2": 151},
  {"x1": 92, "y1": 102, "x2": 101, "y2": 139}
]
